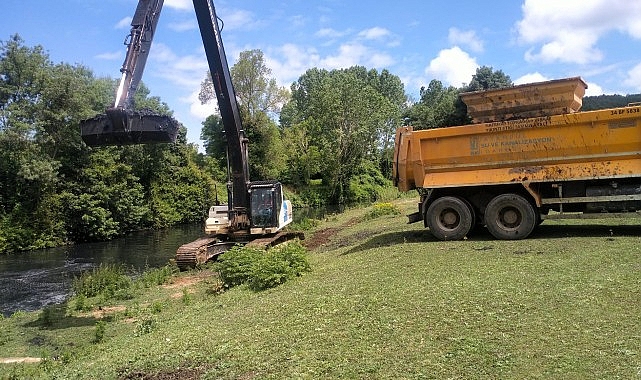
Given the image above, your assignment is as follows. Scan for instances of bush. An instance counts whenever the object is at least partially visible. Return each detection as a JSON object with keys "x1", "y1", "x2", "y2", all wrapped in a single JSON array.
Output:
[
  {"x1": 137, "y1": 265, "x2": 176, "y2": 288},
  {"x1": 72, "y1": 264, "x2": 133, "y2": 299},
  {"x1": 364, "y1": 202, "x2": 402, "y2": 220},
  {"x1": 217, "y1": 245, "x2": 264, "y2": 287},
  {"x1": 290, "y1": 217, "x2": 320, "y2": 231},
  {"x1": 216, "y1": 241, "x2": 311, "y2": 291}
]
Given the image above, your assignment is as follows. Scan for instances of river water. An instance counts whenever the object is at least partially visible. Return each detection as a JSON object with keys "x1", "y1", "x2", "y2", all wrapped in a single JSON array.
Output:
[
  {"x1": 0, "y1": 207, "x2": 339, "y2": 317},
  {"x1": 0, "y1": 224, "x2": 203, "y2": 317}
]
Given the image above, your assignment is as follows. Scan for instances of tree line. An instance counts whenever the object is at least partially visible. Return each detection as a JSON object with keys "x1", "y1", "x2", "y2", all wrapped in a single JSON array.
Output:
[{"x1": 2, "y1": 35, "x2": 638, "y2": 253}]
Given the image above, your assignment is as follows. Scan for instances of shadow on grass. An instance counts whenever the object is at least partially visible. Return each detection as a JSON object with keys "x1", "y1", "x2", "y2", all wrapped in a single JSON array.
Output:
[
  {"x1": 341, "y1": 222, "x2": 641, "y2": 255},
  {"x1": 23, "y1": 302, "x2": 101, "y2": 330}
]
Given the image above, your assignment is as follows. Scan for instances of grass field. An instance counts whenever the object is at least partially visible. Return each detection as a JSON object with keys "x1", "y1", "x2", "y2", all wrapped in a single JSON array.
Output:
[{"x1": 1, "y1": 198, "x2": 640, "y2": 379}]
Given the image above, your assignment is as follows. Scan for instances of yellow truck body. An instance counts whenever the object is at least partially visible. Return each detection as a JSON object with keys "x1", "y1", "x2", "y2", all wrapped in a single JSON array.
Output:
[
  {"x1": 393, "y1": 77, "x2": 641, "y2": 240},
  {"x1": 395, "y1": 105, "x2": 641, "y2": 193}
]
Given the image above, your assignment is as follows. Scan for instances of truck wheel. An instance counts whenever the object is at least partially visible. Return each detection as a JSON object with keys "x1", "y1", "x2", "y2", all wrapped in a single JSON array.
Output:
[
  {"x1": 484, "y1": 194, "x2": 536, "y2": 240},
  {"x1": 426, "y1": 196, "x2": 473, "y2": 240}
]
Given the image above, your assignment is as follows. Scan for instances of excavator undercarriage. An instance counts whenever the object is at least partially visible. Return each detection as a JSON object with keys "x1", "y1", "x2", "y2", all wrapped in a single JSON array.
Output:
[{"x1": 174, "y1": 231, "x2": 304, "y2": 270}]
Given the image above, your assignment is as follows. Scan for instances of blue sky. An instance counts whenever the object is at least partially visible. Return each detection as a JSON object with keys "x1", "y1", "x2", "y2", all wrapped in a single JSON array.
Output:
[{"x1": 3, "y1": 0, "x2": 641, "y2": 148}]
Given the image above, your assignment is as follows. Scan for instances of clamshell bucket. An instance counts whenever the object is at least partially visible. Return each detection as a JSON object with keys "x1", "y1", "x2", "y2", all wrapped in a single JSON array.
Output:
[{"x1": 80, "y1": 108, "x2": 179, "y2": 147}]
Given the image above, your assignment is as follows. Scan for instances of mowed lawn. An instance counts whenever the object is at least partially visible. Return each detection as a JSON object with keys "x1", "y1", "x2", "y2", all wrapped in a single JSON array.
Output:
[{"x1": 1, "y1": 199, "x2": 640, "y2": 379}]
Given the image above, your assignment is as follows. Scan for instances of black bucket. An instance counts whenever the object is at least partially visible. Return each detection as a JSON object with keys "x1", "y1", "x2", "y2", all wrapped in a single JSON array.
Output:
[{"x1": 80, "y1": 108, "x2": 180, "y2": 147}]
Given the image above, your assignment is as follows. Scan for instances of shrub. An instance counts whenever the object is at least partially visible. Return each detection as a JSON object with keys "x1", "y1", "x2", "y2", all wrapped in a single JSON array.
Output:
[
  {"x1": 249, "y1": 242, "x2": 312, "y2": 291},
  {"x1": 216, "y1": 245, "x2": 263, "y2": 287},
  {"x1": 93, "y1": 320, "x2": 106, "y2": 343},
  {"x1": 290, "y1": 217, "x2": 320, "y2": 231},
  {"x1": 137, "y1": 265, "x2": 176, "y2": 288},
  {"x1": 72, "y1": 264, "x2": 133, "y2": 299},
  {"x1": 216, "y1": 241, "x2": 311, "y2": 291},
  {"x1": 364, "y1": 202, "x2": 402, "y2": 220}
]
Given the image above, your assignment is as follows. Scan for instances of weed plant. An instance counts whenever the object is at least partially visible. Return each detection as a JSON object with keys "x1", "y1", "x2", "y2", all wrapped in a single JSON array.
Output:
[
  {"x1": 363, "y1": 202, "x2": 402, "y2": 220},
  {"x1": 72, "y1": 264, "x2": 133, "y2": 299},
  {"x1": 216, "y1": 240, "x2": 311, "y2": 291}
]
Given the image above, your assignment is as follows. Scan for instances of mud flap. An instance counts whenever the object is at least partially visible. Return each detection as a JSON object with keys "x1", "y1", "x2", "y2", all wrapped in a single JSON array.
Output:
[{"x1": 80, "y1": 108, "x2": 180, "y2": 147}]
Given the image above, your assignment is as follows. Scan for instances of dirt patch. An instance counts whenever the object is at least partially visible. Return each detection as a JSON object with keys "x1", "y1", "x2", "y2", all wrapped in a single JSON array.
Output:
[
  {"x1": 303, "y1": 227, "x2": 340, "y2": 249},
  {"x1": 91, "y1": 305, "x2": 127, "y2": 319},
  {"x1": 0, "y1": 357, "x2": 42, "y2": 364},
  {"x1": 303, "y1": 217, "x2": 362, "y2": 250},
  {"x1": 163, "y1": 270, "x2": 215, "y2": 299},
  {"x1": 163, "y1": 270, "x2": 213, "y2": 290}
]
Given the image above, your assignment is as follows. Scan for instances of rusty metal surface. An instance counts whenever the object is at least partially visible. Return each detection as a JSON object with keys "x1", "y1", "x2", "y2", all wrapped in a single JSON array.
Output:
[
  {"x1": 460, "y1": 77, "x2": 588, "y2": 123},
  {"x1": 394, "y1": 104, "x2": 641, "y2": 191}
]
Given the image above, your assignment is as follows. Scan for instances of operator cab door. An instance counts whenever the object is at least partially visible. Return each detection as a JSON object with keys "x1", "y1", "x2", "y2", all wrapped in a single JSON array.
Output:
[{"x1": 250, "y1": 184, "x2": 283, "y2": 233}]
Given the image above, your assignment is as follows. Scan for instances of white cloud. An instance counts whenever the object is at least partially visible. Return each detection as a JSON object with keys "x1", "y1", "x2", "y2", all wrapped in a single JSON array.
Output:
[
  {"x1": 184, "y1": 88, "x2": 218, "y2": 119},
  {"x1": 425, "y1": 46, "x2": 478, "y2": 87},
  {"x1": 220, "y1": 9, "x2": 259, "y2": 31},
  {"x1": 115, "y1": 17, "x2": 131, "y2": 30},
  {"x1": 358, "y1": 27, "x2": 390, "y2": 41},
  {"x1": 584, "y1": 81, "x2": 605, "y2": 97},
  {"x1": 147, "y1": 43, "x2": 210, "y2": 120},
  {"x1": 265, "y1": 44, "x2": 322, "y2": 86},
  {"x1": 624, "y1": 62, "x2": 641, "y2": 92},
  {"x1": 516, "y1": 0, "x2": 641, "y2": 64},
  {"x1": 320, "y1": 43, "x2": 394, "y2": 71},
  {"x1": 95, "y1": 50, "x2": 122, "y2": 60},
  {"x1": 514, "y1": 72, "x2": 549, "y2": 85},
  {"x1": 448, "y1": 28, "x2": 483, "y2": 53},
  {"x1": 316, "y1": 28, "x2": 347, "y2": 39},
  {"x1": 164, "y1": 0, "x2": 192, "y2": 11}
]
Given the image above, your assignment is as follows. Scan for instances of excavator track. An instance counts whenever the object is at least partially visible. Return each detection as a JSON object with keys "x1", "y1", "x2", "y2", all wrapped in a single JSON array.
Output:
[
  {"x1": 175, "y1": 231, "x2": 305, "y2": 271},
  {"x1": 175, "y1": 237, "x2": 236, "y2": 271}
]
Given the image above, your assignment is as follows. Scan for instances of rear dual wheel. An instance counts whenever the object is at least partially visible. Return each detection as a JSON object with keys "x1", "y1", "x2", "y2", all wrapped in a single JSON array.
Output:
[
  {"x1": 484, "y1": 193, "x2": 536, "y2": 240},
  {"x1": 426, "y1": 196, "x2": 474, "y2": 240}
]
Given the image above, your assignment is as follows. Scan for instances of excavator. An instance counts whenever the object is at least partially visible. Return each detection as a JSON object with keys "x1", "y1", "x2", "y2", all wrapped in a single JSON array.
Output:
[{"x1": 80, "y1": 0, "x2": 301, "y2": 270}]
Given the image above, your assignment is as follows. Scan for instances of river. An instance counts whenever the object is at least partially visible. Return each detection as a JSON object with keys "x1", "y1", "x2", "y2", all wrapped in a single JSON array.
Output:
[
  {"x1": 0, "y1": 207, "x2": 340, "y2": 317},
  {"x1": 0, "y1": 224, "x2": 203, "y2": 317}
]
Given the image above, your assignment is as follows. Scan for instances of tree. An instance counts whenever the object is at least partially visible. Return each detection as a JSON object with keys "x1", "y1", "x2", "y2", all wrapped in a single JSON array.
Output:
[
  {"x1": 199, "y1": 49, "x2": 288, "y2": 181},
  {"x1": 0, "y1": 35, "x2": 219, "y2": 252},
  {"x1": 199, "y1": 49, "x2": 289, "y2": 117},
  {"x1": 410, "y1": 79, "x2": 462, "y2": 130},
  {"x1": 284, "y1": 66, "x2": 405, "y2": 203},
  {"x1": 463, "y1": 66, "x2": 512, "y2": 92}
]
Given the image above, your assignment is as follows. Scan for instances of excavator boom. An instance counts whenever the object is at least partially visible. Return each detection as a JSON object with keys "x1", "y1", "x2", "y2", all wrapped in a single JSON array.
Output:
[{"x1": 80, "y1": 0, "x2": 179, "y2": 146}]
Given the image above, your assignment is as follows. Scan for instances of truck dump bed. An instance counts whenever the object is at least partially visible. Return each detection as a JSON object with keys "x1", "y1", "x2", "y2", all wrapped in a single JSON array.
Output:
[
  {"x1": 394, "y1": 104, "x2": 641, "y2": 192},
  {"x1": 460, "y1": 77, "x2": 587, "y2": 123}
]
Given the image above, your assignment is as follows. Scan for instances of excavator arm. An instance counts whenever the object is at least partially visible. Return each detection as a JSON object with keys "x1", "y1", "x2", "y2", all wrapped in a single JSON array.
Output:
[
  {"x1": 114, "y1": 0, "x2": 164, "y2": 109},
  {"x1": 192, "y1": 0, "x2": 251, "y2": 230},
  {"x1": 80, "y1": 0, "x2": 179, "y2": 146}
]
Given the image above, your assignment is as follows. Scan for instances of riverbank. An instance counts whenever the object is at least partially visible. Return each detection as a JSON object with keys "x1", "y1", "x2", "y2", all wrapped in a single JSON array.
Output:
[{"x1": 1, "y1": 198, "x2": 640, "y2": 379}]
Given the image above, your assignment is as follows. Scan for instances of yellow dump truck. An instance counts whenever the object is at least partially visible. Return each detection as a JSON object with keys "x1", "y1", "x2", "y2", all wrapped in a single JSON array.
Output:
[{"x1": 393, "y1": 77, "x2": 641, "y2": 240}]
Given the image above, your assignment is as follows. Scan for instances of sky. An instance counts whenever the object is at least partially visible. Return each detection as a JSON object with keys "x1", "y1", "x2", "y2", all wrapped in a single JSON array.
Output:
[{"x1": 3, "y1": 0, "x2": 641, "y2": 149}]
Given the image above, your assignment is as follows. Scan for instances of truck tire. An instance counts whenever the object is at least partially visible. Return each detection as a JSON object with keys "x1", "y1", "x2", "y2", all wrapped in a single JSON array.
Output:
[
  {"x1": 484, "y1": 194, "x2": 536, "y2": 240},
  {"x1": 426, "y1": 196, "x2": 473, "y2": 240}
]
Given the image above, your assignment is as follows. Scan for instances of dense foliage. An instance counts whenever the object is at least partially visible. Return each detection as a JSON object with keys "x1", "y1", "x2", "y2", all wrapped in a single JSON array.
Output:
[
  {"x1": 216, "y1": 240, "x2": 311, "y2": 291},
  {"x1": 0, "y1": 35, "x2": 217, "y2": 253}
]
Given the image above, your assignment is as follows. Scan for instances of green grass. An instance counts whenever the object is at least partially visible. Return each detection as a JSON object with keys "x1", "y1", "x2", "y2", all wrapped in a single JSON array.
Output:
[{"x1": 1, "y1": 198, "x2": 640, "y2": 379}]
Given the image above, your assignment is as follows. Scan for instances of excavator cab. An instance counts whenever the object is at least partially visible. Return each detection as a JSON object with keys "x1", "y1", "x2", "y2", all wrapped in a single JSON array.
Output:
[{"x1": 249, "y1": 182, "x2": 292, "y2": 235}]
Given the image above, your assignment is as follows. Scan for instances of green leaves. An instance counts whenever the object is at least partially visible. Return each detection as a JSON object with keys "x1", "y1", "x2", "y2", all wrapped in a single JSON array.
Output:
[
  {"x1": 0, "y1": 35, "x2": 218, "y2": 252},
  {"x1": 284, "y1": 66, "x2": 406, "y2": 203},
  {"x1": 216, "y1": 241, "x2": 311, "y2": 291}
]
